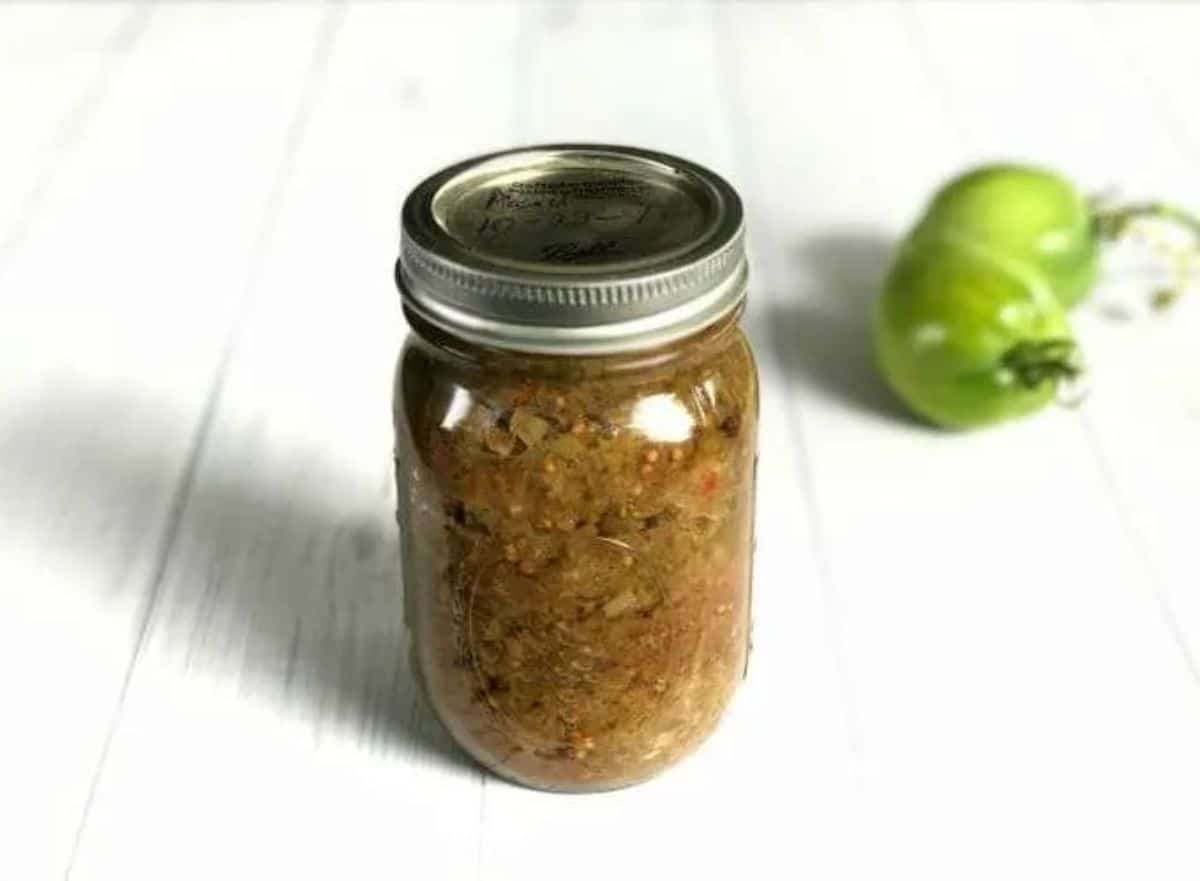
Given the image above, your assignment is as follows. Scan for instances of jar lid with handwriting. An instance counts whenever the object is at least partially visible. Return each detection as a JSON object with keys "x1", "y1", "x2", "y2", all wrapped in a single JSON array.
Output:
[{"x1": 397, "y1": 144, "x2": 747, "y2": 354}]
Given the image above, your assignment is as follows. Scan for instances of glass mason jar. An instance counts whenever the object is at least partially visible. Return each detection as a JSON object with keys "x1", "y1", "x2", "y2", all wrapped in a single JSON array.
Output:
[{"x1": 393, "y1": 145, "x2": 758, "y2": 792}]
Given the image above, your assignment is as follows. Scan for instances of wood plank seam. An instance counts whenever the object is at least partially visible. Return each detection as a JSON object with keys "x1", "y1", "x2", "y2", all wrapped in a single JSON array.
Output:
[
  {"x1": 711, "y1": 0, "x2": 866, "y2": 757},
  {"x1": 61, "y1": 5, "x2": 349, "y2": 876},
  {"x1": 1080, "y1": 4, "x2": 1200, "y2": 698},
  {"x1": 895, "y1": 2, "x2": 972, "y2": 155},
  {"x1": 1087, "y1": 3, "x2": 1199, "y2": 173},
  {"x1": 0, "y1": 3, "x2": 153, "y2": 266},
  {"x1": 907, "y1": 0, "x2": 1200, "y2": 699},
  {"x1": 1079, "y1": 411, "x2": 1200, "y2": 691}
]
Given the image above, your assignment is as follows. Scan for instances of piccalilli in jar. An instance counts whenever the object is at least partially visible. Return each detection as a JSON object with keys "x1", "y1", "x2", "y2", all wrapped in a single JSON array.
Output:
[{"x1": 394, "y1": 145, "x2": 758, "y2": 792}]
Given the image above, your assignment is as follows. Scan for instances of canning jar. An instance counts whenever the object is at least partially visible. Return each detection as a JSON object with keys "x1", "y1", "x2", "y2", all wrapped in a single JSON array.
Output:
[{"x1": 393, "y1": 145, "x2": 758, "y2": 792}]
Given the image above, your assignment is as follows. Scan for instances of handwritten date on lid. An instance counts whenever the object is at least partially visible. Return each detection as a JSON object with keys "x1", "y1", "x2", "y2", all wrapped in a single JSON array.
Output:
[{"x1": 441, "y1": 172, "x2": 712, "y2": 268}]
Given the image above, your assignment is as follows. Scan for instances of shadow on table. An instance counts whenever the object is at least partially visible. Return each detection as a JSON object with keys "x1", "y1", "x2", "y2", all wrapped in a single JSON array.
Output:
[
  {"x1": 5, "y1": 393, "x2": 475, "y2": 777},
  {"x1": 760, "y1": 228, "x2": 920, "y2": 427},
  {"x1": 16, "y1": 231, "x2": 914, "y2": 779}
]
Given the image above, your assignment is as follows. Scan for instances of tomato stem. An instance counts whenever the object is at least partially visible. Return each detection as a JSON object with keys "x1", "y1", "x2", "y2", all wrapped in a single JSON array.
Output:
[
  {"x1": 1094, "y1": 201, "x2": 1200, "y2": 242},
  {"x1": 1093, "y1": 200, "x2": 1200, "y2": 309},
  {"x1": 1000, "y1": 338, "x2": 1083, "y2": 391}
]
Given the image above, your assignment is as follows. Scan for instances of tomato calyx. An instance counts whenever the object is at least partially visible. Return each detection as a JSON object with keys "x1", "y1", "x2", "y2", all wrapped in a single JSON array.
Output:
[{"x1": 999, "y1": 338, "x2": 1083, "y2": 391}]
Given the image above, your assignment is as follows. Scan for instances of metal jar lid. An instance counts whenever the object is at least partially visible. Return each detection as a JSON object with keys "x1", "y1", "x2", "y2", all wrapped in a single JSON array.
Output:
[{"x1": 396, "y1": 144, "x2": 747, "y2": 355}]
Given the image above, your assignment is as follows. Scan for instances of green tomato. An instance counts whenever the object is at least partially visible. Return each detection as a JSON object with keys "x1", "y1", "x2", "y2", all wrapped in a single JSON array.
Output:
[
  {"x1": 912, "y1": 164, "x2": 1100, "y2": 309},
  {"x1": 874, "y1": 234, "x2": 1080, "y2": 429}
]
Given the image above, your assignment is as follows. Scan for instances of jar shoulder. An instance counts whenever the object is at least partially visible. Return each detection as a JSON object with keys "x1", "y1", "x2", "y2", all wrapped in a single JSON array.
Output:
[{"x1": 394, "y1": 329, "x2": 758, "y2": 456}]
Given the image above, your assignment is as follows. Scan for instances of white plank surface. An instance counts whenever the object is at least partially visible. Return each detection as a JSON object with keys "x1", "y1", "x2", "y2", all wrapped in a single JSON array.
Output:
[
  {"x1": 727, "y1": 5, "x2": 1200, "y2": 877},
  {"x1": 0, "y1": 4, "x2": 334, "y2": 877},
  {"x1": 2, "y1": 2, "x2": 1199, "y2": 879},
  {"x1": 67, "y1": 5, "x2": 519, "y2": 880}
]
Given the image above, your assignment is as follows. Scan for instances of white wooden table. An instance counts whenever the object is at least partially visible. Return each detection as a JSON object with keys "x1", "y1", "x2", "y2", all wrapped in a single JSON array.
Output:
[{"x1": 4, "y1": 2, "x2": 1200, "y2": 878}]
